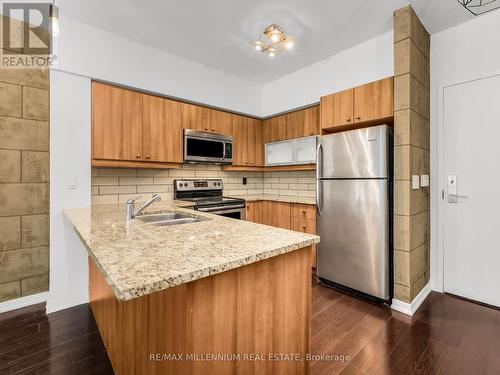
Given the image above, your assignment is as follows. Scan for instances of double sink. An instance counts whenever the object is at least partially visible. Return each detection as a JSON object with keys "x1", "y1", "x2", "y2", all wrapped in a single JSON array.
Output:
[{"x1": 136, "y1": 212, "x2": 203, "y2": 227}]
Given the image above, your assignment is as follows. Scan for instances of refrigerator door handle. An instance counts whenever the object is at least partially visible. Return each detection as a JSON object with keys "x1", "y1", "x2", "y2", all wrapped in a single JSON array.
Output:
[{"x1": 316, "y1": 143, "x2": 323, "y2": 215}]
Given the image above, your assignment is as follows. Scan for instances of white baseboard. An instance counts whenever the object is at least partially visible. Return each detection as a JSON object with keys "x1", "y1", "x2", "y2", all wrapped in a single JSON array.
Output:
[
  {"x1": 391, "y1": 283, "x2": 432, "y2": 316},
  {"x1": 0, "y1": 292, "x2": 49, "y2": 314},
  {"x1": 46, "y1": 293, "x2": 89, "y2": 314}
]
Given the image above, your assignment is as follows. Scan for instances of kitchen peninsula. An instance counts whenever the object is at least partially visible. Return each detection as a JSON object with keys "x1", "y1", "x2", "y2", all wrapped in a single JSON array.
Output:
[{"x1": 64, "y1": 201, "x2": 319, "y2": 375}]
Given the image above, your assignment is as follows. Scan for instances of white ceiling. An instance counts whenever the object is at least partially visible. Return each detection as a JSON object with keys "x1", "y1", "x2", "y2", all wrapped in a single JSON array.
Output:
[{"x1": 60, "y1": 0, "x2": 486, "y2": 83}]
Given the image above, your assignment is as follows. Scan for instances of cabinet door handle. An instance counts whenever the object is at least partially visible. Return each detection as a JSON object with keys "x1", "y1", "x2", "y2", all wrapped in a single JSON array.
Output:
[
  {"x1": 355, "y1": 116, "x2": 361, "y2": 120},
  {"x1": 204, "y1": 127, "x2": 209, "y2": 131},
  {"x1": 136, "y1": 154, "x2": 141, "y2": 158},
  {"x1": 346, "y1": 118, "x2": 351, "y2": 122},
  {"x1": 146, "y1": 155, "x2": 151, "y2": 159}
]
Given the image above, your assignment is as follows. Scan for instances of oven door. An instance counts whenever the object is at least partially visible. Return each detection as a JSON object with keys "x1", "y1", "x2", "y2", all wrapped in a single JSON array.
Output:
[
  {"x1": 184, "y1": 130, "x2": 233, "y2": 163},
  {"x1": 197, "y1": 205, "x2": 245, "y2": 220}
]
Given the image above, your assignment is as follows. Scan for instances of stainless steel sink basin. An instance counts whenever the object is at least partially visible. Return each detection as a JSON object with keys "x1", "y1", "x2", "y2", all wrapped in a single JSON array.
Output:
[{"x1": 136, "y1": 212, "x2": 202, "y2": 226}]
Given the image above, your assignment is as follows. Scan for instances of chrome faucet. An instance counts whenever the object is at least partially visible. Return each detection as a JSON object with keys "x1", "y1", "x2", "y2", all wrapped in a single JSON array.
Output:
[{"x1": 126, "y1": 194, "x2": 161, "y2": 220}]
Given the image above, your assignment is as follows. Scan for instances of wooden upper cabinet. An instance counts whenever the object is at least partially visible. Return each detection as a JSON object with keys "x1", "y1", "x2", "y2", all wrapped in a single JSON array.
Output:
[
  {"x1": 267, "y1": 115, "x2": 286, "y2": 143},
  {"x1": 263, "y1": 106, "x2": 320, "y2": 143},
  {"x1": 92, "y1": 82, "x2": 143, "y2": 161},
  {"x1": 287, "y1": 107, "x2": 319, "y2": 139},
  {"x1": 211, "y1": 110, "x2": 233, "y2": 135},
  {"x1": 232, "y1": 114, "x2": 247, "y2": 166},
  {"x1": 320, "y1": 88, "x2": 354, "y2": 129},
  {"x1": 353, "y1": 77, "x2": 394, "y2": 123},
  {"x1": 253, "y1": 119, "x2": 264, "y2": 167},
  {"x1": 142, "y1": 95, "x2": 183, "y2": 163},
  {"x1": 181, "y1": 102, "x2": 211, "y2": 132},
  {"x1": 232, "y1": 116, "x2": 264, "y2": 166},
  {"x1": 321, "y1": 77, "x2": 394, "y2": 130}
]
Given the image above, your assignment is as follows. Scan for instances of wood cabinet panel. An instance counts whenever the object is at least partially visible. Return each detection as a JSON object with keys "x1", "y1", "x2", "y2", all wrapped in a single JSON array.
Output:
[
  {"x1": 92, "y1": 82, "x2": 143, "y2": 161},
  {"x1": 253, "y1": 119, "x2": 264, "y2": 167},
  {"x1": 246, "y1": 201, "x2": 317, "y2": 268},
  {"x1": 233, "y1": 116, "x2": 264, "y2": 167},
  {"x1": 246, "y1": 118, "x2": 256, "y2": 167},
  {"x1": 260, "y1": 201, "x2": 291, "y2": 229},
  {"x1": 264, "y1": 106, "x2": 320, "y2": 144},
  {"x1": 142, "y1": 95, "x2": 183, "y2": 163},
  {"x1": 245, "y1": 202, "x2": 262, "y2": 223},
  {"x1": 303, "y1": 106, "x2": 320, "y2": 137},
  {"x1": 353, "y1": 77, "x2": 394, "y2": 124},
  {"x1": 232, "y1": 114, "x2": 247, "y2": 166},
  {"x1": 266, "y1": 115, "x2": 287, "y2": 143},
  {"x1": 181, "y1": 102, "x2": 212, "y2": 132},
  {"x1": 291, "y1": 204, "x2": 317, "y2": 221},
  {"x1": 291, "y1": 214, "x2": 317, "y2": 268},
  {"x1": 320, "y1": 88, "x2": 354, "y2": 130},
  {"x1": 90, "y1": 246, "x2": 311, "y2": 375},
  {"x1": 210, "y1": 109, "x2": 233, "y2": 135}
]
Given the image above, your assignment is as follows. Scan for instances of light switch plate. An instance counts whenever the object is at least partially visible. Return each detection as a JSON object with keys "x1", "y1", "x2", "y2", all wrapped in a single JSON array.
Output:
[
  {"x1": 412, "y1": 175, "x2": 420, "y2": 190},
  {"x1": 420, "y1": 175, "x2": 430, "y2": 187},
  {"x1": 67, "y1": 177, "x2": 78, "y2": 190}
]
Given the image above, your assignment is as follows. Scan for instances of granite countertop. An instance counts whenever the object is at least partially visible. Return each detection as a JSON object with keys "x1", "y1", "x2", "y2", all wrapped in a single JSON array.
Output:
[
  {"x1": 64, "y1": 200, "x2": 319, "y2": 302},
  {"x1": 236, "y1": 194, "x2": 317, "y2": 205}
]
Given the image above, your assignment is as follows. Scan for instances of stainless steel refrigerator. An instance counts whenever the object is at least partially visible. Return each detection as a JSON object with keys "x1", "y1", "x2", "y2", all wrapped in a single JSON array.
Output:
[{"x1": 316, "y1": 125, "x2": 392, "y2": 301}]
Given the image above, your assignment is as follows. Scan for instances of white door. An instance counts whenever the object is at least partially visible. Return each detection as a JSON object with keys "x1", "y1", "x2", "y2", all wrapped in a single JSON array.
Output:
[{"x1": 443, "y1": 75, "x2": 500, "y2": 307}]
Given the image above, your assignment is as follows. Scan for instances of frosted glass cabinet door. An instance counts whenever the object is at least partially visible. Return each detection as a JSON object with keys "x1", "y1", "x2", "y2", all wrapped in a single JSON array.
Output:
[
  {"x1": 266, "y1": 141, "x2": 294, "y2": 165},
  {"x1": 295, "y1": 136, "x2": 317, "y2": 164}
]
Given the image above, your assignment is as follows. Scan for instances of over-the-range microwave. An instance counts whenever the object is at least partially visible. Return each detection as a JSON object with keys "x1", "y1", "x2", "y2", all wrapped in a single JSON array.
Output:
[{"x1": 183, "y1": 129, "x2": 233, "y2": 164}]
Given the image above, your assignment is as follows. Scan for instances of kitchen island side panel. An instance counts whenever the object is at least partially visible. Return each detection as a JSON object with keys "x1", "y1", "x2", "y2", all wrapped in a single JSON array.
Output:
[{"x1": 89, "y1": 246, "x2": 312, "y2": 375}]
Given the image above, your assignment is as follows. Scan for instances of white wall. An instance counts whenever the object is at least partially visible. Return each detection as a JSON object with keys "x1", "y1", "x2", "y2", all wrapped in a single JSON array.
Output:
[
  {"x1": 261, "y1": 31, "x2": 394, "y2": 116},
  {"x1": 56, "y1": 15, "x2": 263, "y2": 116},
  {"x1": 430, "y1": 10, "x2": 500, "y2": 291},
  {"x1": 48, "y1": 71, "x2": 91, "y2": 313}
]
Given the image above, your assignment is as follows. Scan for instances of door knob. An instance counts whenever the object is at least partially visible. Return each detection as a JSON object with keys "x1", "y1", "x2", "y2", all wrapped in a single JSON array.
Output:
[
  {"x1": 146, "y1": 155, "x2": 151, "y2": 159},
  {"x1": 355, "y1": 116, "x2": 361, "y2": 120},
  {"x1": 346, "y1": 118, "x2": 351, "y2": 122},
  {"x1": 136, "y1": 154, "x2": 141, "y2": 158}
]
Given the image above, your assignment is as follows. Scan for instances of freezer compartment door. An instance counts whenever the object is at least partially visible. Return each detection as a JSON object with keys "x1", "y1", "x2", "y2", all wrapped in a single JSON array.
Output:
[
  {"x1": 317, "y1": 125, "x2": 391, "y2": 179},
  {"x1": 317, "y1": 179, "x2": 390, "y2": 299}
]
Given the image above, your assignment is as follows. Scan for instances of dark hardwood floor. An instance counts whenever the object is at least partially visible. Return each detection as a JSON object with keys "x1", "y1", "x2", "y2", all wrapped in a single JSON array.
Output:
[{"x1": 1, "y1": 279, "x2": 499, "y2": 374}]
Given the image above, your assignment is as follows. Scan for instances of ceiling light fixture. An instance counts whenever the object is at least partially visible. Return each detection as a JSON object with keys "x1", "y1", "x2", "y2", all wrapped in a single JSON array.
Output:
[
  {"x1": 252, "y1": 24, "x2": 295, "y2": 58},
  {"x1": 457, "y1": 0, "x2": 500, "y2": 15}
]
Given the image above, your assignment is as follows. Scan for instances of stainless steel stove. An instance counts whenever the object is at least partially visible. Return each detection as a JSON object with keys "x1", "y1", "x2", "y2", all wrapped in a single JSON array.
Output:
[{"x1": 174, "y1": 179, "x2": 246, "y2": 220}]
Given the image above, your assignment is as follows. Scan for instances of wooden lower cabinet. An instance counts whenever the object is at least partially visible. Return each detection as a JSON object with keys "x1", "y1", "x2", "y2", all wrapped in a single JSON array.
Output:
[
  {"x1": 246, "y1": 201, "x2": 317, "y2": 267},
  {"x1": 89, "y1": 246, "x2": 312, "y2": 375}
]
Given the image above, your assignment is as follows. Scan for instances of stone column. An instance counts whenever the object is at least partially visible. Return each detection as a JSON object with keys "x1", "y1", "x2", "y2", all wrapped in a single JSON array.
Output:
[
  {"x1": 393, "y1": 6, "x2": 431, "y2": 303},
  {"x1": 0, "y1": 15, "x2": 50, "y2": 302}
]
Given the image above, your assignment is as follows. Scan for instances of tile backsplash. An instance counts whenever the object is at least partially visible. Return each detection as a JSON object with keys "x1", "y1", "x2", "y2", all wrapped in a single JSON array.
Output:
[{"x1": 91, "y1": 165, "x2": 316, "y2": 204}]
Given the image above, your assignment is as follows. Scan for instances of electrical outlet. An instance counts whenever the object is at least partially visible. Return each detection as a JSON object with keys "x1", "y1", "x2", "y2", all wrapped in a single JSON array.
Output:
[{"x1": 242, "y1": 177, "x2": 247, "y2": 185}]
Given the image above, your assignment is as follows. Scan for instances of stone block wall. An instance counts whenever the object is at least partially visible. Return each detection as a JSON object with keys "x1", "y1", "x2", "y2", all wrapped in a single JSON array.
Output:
[
  {"x1": 0, "y1": 16, "x2": 50, "y2": 302},
  {"x1": 393, "y1": 6, "x2": 431, "y2": 303}
]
